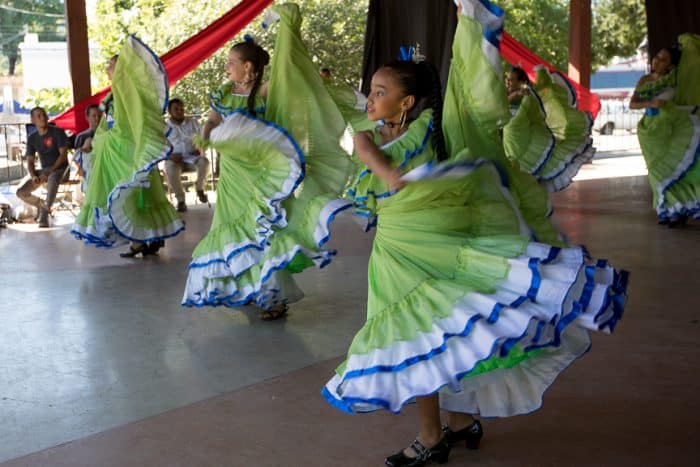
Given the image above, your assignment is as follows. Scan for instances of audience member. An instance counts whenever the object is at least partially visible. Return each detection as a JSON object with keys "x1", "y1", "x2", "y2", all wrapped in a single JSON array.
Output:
[
  {"x1": 165, "y1": 98, "x2": 210, "y2": 212},
  {"x1": 17, "y1": 107, "x2": 69, "y2": 228}
]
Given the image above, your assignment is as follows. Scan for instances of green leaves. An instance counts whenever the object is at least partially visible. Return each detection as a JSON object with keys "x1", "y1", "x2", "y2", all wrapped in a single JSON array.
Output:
[{"x1": 91, "y1": 0, "x2": 368, "y2": 114}]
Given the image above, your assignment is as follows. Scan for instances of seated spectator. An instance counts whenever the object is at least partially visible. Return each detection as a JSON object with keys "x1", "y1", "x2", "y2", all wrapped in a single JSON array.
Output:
[
  {"x1": 165, "y1": 98, "x2": 210, "y2": 212},
  {"x1": 73, "y1": 104, "x2": 103, "y2": 191},
  {"x1": 16, "y1": 107, "x2": 69, "y2": 228}
]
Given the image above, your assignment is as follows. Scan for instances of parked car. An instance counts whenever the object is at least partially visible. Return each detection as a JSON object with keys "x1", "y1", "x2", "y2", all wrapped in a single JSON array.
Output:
[{"x1": 594, "y1": 99, "x2": 644, "y2": 134}]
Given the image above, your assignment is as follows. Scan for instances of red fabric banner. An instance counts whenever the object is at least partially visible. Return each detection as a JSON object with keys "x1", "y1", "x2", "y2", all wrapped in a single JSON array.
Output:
[
  {"x1": 501, "y1": 31, "x2": 601, "y2": 117},
  {"x1": 52, "y1": 0, "x2": 273, "y2": 134}
]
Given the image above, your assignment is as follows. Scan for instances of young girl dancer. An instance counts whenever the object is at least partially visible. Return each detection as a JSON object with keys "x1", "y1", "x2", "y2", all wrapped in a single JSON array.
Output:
[
  {"x1": 182, "y1": 4, "x2": 356, "y2": 320},
  {"x1": 323, "y1": 2, "x2": 628, "y2": 465},
  {"x1": 631, "y1": 35, "x2": 700, "y2": 226},
  {"x1": 72, "y1": 41, "x2": 183, "y2": 255}
]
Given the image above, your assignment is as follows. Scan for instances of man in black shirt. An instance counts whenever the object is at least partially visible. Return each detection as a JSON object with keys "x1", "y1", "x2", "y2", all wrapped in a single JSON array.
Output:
[{"x1": 16, "y1": 107, "x2": 69, "y2": 228}]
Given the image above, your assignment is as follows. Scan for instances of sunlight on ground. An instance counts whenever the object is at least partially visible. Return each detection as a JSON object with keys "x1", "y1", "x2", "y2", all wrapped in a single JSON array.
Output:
[{"x1": 574, "y1": 154, "x2": 648, "y2": 181}]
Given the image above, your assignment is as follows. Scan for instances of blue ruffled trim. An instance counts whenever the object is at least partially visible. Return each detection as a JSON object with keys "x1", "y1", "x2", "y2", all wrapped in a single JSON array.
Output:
[
  {"x1": 317, "y1": 202, "x2": 353, "y2": 248},
  {"x1": 538, "y1": 112, "x2": 595, "y2": 188},
  {"x1": 183, "y1": 246, "x2": 337, "y2": 309},
  {"x1": 656, "y1": 112, "x2": 700, "y2": 221},
  {"x1": 130, "y1": 35, "x2": 169, "y2": 115},
  {"x1": 527, "y1": 87, "x2": 556, "y2": 175},
  {"x1": 209, "y1": 84, "x2": 266, "y2": 117},
  {"x1": 188, "y1": 110, "x2": 306, "y2": 271},
  {"x1": 74, "y1": 37, "x2": 182, "y2": 247},
  {"x1": 476, "y1": 0, "x2": 504, "y2": 49},
  {"x1": 552, "y1": 71, "x2": 577, "y2": 107},
  {"x1": 324, "y1": 244, "x2": 629, "y2": 414}
]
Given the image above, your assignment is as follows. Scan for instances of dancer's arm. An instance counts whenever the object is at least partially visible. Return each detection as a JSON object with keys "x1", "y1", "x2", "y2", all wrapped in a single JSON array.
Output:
[
  {"x1": 630, "y1": 75, "x2": 665, "y2": 110},
  {"x1": 201, "y1": 110, "x2": 223, "y2": 142},
  {"x1": 353, "y1": 131, "x2": 405, "y2": 191}
]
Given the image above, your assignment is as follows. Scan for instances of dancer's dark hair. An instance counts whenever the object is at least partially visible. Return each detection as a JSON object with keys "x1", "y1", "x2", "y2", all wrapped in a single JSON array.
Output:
[
  {"x1": 382, "y1": 60, "x2": 447, "y2": 161},
  {"x1": 231, "y1": 41, "x2": 271, "y2": 116},
  {"x1": 510, "y1": 66, "x2": 530, "y2": 84},
  {"x1": 659, "y1": 45, "x2": 682, "y2": 67}
]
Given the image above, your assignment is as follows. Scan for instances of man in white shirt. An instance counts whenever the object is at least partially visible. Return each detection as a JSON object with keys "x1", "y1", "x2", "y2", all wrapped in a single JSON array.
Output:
[{"x1": 165, "y1": 98, "x2": 210, "y2": 212}]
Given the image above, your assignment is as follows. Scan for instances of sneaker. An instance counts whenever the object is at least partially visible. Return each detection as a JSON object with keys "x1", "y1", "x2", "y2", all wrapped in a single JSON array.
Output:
[
  {"x1": 38, "y1": 208, "x2": 50, "y2": 228},
  {"x1": 196, "y1": 190, "x2": 209, "y2": 203},
  {"x1": 176, "y1": 201, "x2": 187, "y2": 212}
]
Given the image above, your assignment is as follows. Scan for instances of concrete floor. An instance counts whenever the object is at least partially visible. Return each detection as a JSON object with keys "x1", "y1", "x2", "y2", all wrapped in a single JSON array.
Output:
[{"x1": 1, "y1": 162, "x2": 699, "y2": 466}]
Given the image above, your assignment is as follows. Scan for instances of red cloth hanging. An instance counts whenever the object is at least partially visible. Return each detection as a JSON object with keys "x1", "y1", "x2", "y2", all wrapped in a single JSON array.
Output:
[
  {"x1": 52, "y1": 0, "x2": 273, "y2": 134},
  {"x1": 501, "y1": 31, "x2": 601, "y2": 117}
]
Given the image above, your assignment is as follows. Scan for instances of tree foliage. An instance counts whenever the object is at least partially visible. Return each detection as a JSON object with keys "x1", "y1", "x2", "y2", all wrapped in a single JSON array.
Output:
[
  {"x1": 0, "y1": 0, "x2": 65, "y2": 75},
  {"x1": 500, "y1": 0, "x2": 647, "y2": 73},
  {"x1": 90, "y1": 0, "x2": 368, "y2": 115},
  {"x1": 592, "y1": 0, "x2": 646, "y2": 69},
  {"x1": 500, "y1": 0, "x2": 570, "y2": 72}
]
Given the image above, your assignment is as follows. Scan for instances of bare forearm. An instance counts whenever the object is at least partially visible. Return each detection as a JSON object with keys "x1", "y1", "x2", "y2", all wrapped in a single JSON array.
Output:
[
  {"x1": 201, "y1": 111, "x2": 222, "y2": 140},
  {"x1": 26, "y1": 157, "x2": 37, "y2": 176},
  {"x1": 50, "y1": 150, "x2": 68, "y2": 172}
]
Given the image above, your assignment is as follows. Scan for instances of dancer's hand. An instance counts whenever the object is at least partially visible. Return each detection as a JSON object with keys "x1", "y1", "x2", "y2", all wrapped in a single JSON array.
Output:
[{"x1": 387, "y1": 170, "x2": 406, "y2": 192}]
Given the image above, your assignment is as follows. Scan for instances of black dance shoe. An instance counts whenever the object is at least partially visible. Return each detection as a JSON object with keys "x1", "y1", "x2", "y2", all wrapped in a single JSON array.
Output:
[
  {"x1": 443, "y1": 419, "x2": 483, "y2": 450},
  {"x1": 667, "y1": 215, "x2": 688, "y2": 228},
  {"x1": 119, "y1": 243, "x2": 148, "y2": 258},
  {"x1": 144, "y1": 239, "x2": 165, "y2": 255},
  {"x1": 385, "y1": 437, "x2": 450, "y2": 467}
]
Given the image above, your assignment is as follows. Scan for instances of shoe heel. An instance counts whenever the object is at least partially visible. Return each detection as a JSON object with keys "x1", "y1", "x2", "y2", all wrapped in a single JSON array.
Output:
[
  {"x1": 465, "y1": 438, "x2": 480, "y2": 450},
  {"x1": 434, "y1": 450, "x2": 450, "y2": 464}
]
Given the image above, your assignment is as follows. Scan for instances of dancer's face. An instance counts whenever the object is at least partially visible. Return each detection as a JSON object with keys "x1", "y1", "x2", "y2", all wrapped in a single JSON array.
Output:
[
  {"x1": 651, "y1": 49, "x2": 674, "y2": 75},
  {"x1": 86, "y1": 107, "x2": 102, "y2": 129},
  {"x1": 226, "y1": 50, "x2": 252, "y2": 84},
  {"x1": 169, "y1": 101, "x2": 186, "y2": 123},
  {"x1": 366, "y1": 68, "x2": 414, "y2": 122},
  {"x1": 106, "y1": 57, "x2": 117, "y2": 81},
  {"x1": 506, "y1": 71, "x2": 524, "y2": 93}
]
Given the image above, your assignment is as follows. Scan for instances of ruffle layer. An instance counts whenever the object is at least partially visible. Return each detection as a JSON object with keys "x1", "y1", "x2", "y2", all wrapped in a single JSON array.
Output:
[
  {"x1": 324, "y1": 241, "x2": 627, "y2": 415},
  {"x1": 72, "y1": 35, "x2": 183, "y2": 246},
  {"x1": 639, "y1": 106, "x2": 700, "y2": 220},
  {"x1": 183, "y1": 198, "x2": 350, "y2": 309},
  {"x1": 324, "y1": 160, "x2": 628, "y2": 415},
  {"x1": 503, "y1": 90, "x2": 555, "y2": 175},
  {"x1": 534, "y1": 67, "x2": 596, "y2": 191}
]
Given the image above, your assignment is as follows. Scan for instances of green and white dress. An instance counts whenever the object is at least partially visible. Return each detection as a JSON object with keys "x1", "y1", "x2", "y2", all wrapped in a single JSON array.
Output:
[
  {"x1": 532, "y1": 67, "x2": 595, "y2": 192},
  {"x1": 182, "y1": 3, "x2": 355, "y2": 310},
  {"x1": 636, "y1": 34, "x2": 700, "y2": 221},
  {"x1": 503, "y1": 87, "x2": 555, "y2": 178},
  {"x1": 71, "y1": 36, "x2": 183, "y2": 246},
  {"x1": 323, "y1": 0, "x2": 628, "y2": 417}
]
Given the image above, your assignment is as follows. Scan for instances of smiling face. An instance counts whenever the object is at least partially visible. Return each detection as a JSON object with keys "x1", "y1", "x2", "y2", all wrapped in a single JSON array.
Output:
[
  {"x1": 225, "y1": 50, "x2": 252, "y2": 84},
  {"x1": 366, "y1": 67, "x2": 414, "y2": 123}
]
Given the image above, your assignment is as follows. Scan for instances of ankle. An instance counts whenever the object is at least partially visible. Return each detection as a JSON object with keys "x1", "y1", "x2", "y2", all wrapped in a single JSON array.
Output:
[{"x1": 417, "y1": 429, "x2": 443, "y2": 448}]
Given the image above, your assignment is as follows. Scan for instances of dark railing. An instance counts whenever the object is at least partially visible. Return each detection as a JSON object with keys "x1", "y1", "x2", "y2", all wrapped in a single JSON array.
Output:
[{"x1": 0, "y1": 123, "x2": 28, "y2": 185}]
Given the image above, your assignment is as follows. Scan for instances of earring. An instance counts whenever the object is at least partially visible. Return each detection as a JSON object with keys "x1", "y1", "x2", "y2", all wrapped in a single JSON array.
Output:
[{"x1": 399, "y1": 110, "x2": 407, "y2": 129}]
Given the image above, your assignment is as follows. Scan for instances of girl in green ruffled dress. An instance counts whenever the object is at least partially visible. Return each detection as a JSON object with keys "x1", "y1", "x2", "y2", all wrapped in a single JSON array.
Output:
[
  {"x1": 631, "y1": 35, "x2": 700, "y2": 226},
  {"x1": 71, "y1": 40, "x2": 184, "y2": 255},
  {"x1": 322, "y1": 2, "x2": 628, "y2": 466},
  {"x1": 502, "y1": 65, "x2": 595, "y2": 192},
  {"x1": 502, "y1": 67, "x2": 555, "y2": 179},
  {"x1": 183, "y1": 4, "x2": 355, "y2": 320}
]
